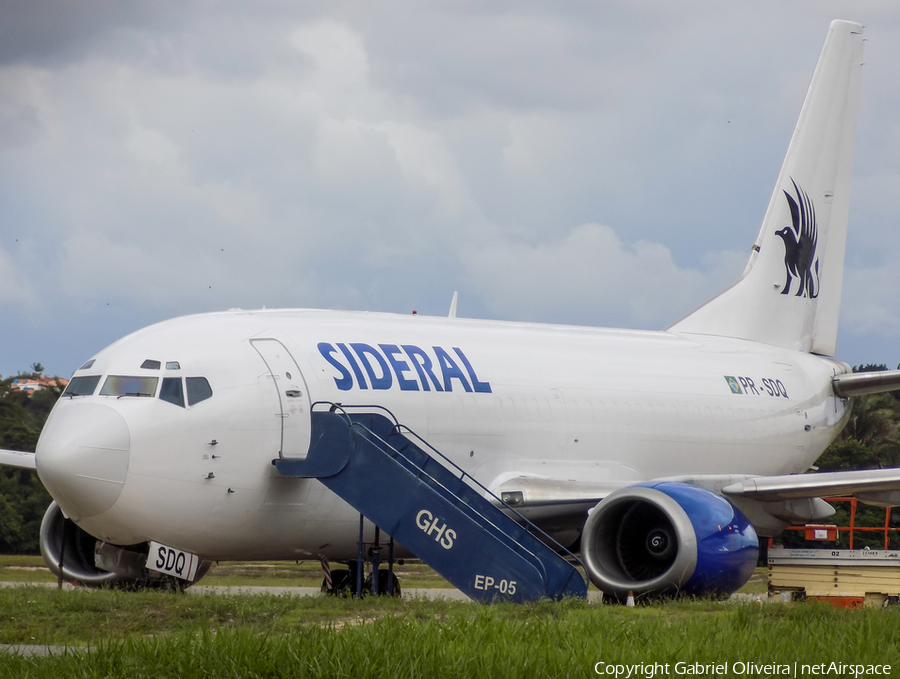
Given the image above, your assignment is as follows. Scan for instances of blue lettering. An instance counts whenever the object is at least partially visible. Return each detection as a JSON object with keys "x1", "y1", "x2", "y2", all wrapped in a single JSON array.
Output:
[
  {"x1": 319, "y1": 342, "x2": 489, "y2": 394},
  {"x1": 402, "y1": 345, "x2": 443, "y2": 392},
  {"x1": 380, "y1": 344, "x2": 419, "y2": 391},
  {"x1": 454, "y1": 348, "x2": 492, "y2": 393},
  {"x1": 337, "y1": 343, "x2": 367, "y2": 389},
  {"x1": 351, "y1": 343, "x2": 392, "y2": 390},
  {"x1": 317, "y1": 342, "x2": 354, "y2": 391},
  {"x1": 434, "y1": 346, "x2": 472, "y2": 392}
]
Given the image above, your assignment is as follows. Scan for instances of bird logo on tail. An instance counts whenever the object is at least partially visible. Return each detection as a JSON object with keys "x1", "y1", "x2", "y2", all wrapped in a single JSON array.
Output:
[{"x1": 775, "y1": 178, "x2": 819, "y2": 298}]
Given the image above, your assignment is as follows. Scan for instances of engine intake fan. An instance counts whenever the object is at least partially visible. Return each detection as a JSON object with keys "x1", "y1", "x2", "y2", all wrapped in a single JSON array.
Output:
[{"x1": 582, "y1": 482, "x2": 758, "y2": 599}]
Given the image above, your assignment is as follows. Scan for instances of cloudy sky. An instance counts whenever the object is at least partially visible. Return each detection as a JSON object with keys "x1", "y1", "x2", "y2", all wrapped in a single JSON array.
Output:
[{"x1": 1, "y1": 1, "x2": 899, "y2": 379}]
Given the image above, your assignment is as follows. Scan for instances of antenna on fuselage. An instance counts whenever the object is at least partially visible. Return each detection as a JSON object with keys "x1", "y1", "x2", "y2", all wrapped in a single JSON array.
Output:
[{"x1": 448, "y1": 291, "x2": 458, "y2": 319}]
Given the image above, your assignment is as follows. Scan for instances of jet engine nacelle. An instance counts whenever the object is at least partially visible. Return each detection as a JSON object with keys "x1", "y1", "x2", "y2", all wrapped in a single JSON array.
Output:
[
  {"x1": 582, "y1": 482, "x2": 758, "y2": 599},
  {"x1": 39, "y1": 502, "x2": 210, "y2": 589}
]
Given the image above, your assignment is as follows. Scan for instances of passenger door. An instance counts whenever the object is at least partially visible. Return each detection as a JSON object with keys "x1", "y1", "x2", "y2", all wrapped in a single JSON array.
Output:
[{"x1": 250, "y1": 338, "x2": 312, "y2": 459}]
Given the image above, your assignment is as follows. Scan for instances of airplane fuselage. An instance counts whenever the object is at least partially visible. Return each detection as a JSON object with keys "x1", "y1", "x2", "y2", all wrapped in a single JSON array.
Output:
[{"x1": 35, "y1": 308, "x2": 851, "y2": 562}]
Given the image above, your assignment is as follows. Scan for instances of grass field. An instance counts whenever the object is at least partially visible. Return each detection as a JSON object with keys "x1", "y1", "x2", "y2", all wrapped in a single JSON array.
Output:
[
  {"x1": 0, "y1": 586, "x2": 897, "y2": 678},
  {"x1": 0, "y1": 555, "x2": 769, "y2": 592},
  {"x1": 201, "y1": 558, "x2": 457, "y2": 589},
  {"x1": 0, "y1": 554, "x2": 456, "y2": 588}
]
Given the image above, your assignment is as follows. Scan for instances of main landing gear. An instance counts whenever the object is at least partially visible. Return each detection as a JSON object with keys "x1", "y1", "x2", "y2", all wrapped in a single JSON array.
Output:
[{"x1": 321, "y1": 518, "x2": 401, "y2": 598}]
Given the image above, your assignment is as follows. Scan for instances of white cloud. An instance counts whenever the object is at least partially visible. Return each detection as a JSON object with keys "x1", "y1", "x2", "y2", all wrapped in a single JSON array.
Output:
[
  {"x1": 125, "y1": 125, "x2": 181, "y2": 167},
  {"x1": 0, "y1": 66, "x2": 53, "y2": 148},
  {"x1": 0, "y1": 246, "x2": 38, "y2": 308},
  {"x1": 289, "y1": 21, "x2": 369, "y2": 99},
  {"x1": 2, "y1": 2, "x2": 900, "y2": 376},
  {"x1": 841, "y1": 264, "x2": 900, "y2": 337},
  {"x1": 465, "y1": 223, "x2": 743, "y2": 328}
]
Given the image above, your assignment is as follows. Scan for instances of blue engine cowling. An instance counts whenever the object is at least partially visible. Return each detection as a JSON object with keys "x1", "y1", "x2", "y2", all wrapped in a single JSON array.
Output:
[{"x1": 581, "y1": 482, "x2": 758, "y2": 598}]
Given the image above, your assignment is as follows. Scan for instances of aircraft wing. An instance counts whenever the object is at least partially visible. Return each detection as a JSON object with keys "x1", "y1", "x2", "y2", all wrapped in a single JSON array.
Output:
[
  {"x1": 832, "y1": 369, "x2": 900, "y2": 397},
  {"x1": 722, "y1": 468, "x2": 900, "y2": 506},
  {"x1": 493, "y1": 467, "x2": 900, "y2": 528},
  {"x1": 489, "y1": 476, "x2": 620, "y2": 533},
  {"x1": 488, "y1": 476, "x2": 620, "y2": 544},
  {"x1": 491, "y1": 476, "x2": 618, "y2": 509},
  {"x1": 0, "y1": 449, "x2": 36, "y2": 470}
]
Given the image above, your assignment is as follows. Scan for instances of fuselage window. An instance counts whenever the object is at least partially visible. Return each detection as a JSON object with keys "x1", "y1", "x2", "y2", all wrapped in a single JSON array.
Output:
[
  {"x1": 159, "y1": 377, "x2": 185, "y2": 407},
  {"x1": 186, "y1": 377, "x2": 213, "y2": 406},
  {"x1": 63, "y1": 375, "x2": 102, "y2": 397},
  {"x1": 99, "y1": 375, "x2": 159, "y2": 397}
]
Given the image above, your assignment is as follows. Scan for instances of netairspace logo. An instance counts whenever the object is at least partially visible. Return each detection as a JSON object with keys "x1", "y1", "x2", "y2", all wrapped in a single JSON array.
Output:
[{"x1": 592, "y1": 661, "x2": 892, "y2": 678}]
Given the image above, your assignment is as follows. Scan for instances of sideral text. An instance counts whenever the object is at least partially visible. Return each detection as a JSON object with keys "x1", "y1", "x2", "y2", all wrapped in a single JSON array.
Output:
[{"x1": 318, "y1": 342, "x2": 492, "y2": 393}]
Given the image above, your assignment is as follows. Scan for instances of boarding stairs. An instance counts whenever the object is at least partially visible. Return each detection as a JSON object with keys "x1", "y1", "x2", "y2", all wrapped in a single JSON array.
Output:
[{"x1": 275, "y1": 403, "x2": 587, "y2": 603}]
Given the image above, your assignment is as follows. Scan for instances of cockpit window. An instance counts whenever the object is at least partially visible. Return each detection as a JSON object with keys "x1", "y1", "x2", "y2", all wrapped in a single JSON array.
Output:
[
  {"x1": 78, "y1": 359, "x2": 96, "y2": 371},
  {"x1": 63, "y1": 375, "x2": 102, "y2": 397},
  {"x1": 99, "y1": 375, "x2": 159, "y2": 397},
  {"x1": 186, "y1": 377, "x2": 213, "y2": 406},
  {"x1": 159, "y1": 377, "x2": 185, "y2": 408},
  {"x1": 141, "y1": 359, "x2": 161, "y2": 370}
]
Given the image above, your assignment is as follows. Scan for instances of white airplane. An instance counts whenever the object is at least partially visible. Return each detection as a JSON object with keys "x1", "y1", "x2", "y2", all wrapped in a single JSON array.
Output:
[{"x1": 3, "y1": 19, "x2": 900, "y2": 601}]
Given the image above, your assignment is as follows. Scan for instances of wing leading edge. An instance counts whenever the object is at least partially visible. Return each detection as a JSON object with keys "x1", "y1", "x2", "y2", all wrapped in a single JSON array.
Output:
[
  {"x1": 722, "y1": 468, "x2": 900, "y2": 507},
  {"x1": 493, "y1": 468, "x2": 900, "y2": 507},
  {"x1": 0, "y1": 449, "x2": 36, "y2": 470},
  {"x1": 492, "y1": 467, "x2": 900, "y2": 535},
  {"x1": 832, "y1": 370, "x2": 900, "y2": 398}
]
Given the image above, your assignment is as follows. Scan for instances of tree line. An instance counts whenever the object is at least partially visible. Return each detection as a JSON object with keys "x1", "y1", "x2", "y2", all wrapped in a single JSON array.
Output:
[{"x1": 0, "y1": 368, "x2": 57, "y2": 554}]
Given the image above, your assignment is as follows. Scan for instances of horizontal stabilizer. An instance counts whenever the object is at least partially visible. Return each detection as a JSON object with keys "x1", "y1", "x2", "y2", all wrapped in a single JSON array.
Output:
[
  {"x1": 832, "y1": 370, "x2": 900, "y2": 398},
  {"x1": 0, "y1": 449, "x2": 36, "y2": 470}
]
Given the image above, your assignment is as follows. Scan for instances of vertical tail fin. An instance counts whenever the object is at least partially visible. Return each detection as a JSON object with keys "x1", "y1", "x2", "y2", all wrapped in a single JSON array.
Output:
[{"x1": 668, "y1": 20, "x2": 864, "y2": 356}]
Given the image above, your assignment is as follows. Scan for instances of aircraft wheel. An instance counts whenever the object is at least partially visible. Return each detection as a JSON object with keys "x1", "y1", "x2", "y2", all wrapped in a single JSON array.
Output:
[
  {"x1": 364, "y1": 570, "x2": 401, "y2": 597},
  {"x1": 324, "y1": 568, "x2": 354, "y2": 596}
]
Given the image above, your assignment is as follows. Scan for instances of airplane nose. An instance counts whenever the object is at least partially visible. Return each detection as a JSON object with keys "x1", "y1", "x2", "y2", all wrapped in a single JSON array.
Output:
[{"x1": 36, "y1": 403, "x2": 130, "y2": 521}]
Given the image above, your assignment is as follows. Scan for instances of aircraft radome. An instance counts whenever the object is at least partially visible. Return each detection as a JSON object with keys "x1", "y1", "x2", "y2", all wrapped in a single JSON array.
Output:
[{"x1": 3, "y1": 20, "x2": 900, "y2": 602}]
